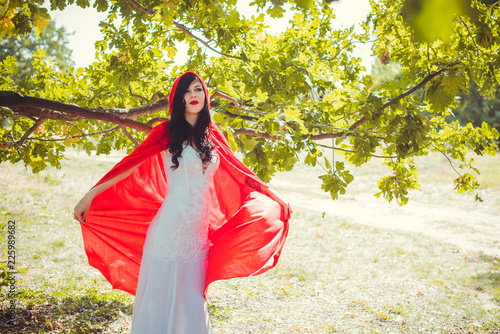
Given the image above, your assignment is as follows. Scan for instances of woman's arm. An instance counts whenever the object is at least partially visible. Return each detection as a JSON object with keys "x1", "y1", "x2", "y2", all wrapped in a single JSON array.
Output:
[{"x1": 73, "y1": 164, "x2": 141, "y2": 224}]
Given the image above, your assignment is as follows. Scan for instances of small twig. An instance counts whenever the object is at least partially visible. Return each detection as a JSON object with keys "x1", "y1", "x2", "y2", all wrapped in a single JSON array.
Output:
[
  {"x1": 458, "y1": 16, "x2": 482, "y2": 55},
  {"x1": 23, "y1": 126, "x2": 120, "y2": 142},
  {"x1": 219, "y1": 110, "x2": 257, "y2": 121},
  {"x1": 432, "y1": 144, "x2": 462, "y2": 176},
  {"x1": 148, "y1": 91, "x2": 165, "y2": 104},
  {"x1": 0, "y1": 2, "x2": 12, "y2": 23},
  {"x1": 173, "y1": 22, "x2": 244, "y2": 61},
  {"x1": 303, "y1": 122, "x2": 354, "y2": 133},
  {"x1": 211, "y1": 90, "x2": 268, "y2": 115},
  {"x1": 348, "y1": 64, "x2": 458, "y2": 131},
  {"x1": 124, "y1": 0, "x2": 155, "y2": 15},
  {"x1": 64, "y1": 121, "x2": 86, "y2": 135},
  {"x1": 14, "y1": 118, "x2": 47, "y2": 148},
  {"x1": 147, "y1": 117, "x2": 169, "y2": 125},
  {"x1": 9, "y1": 132, "x2": 22, "y2": 155},
  {"x1": 318, "y1": 142, "x2": 432, "y2": 159},
  {"x1": 120, "y1": 126, "x2": 139, "y2": 147},
  {"x1": 310, "y1": 132, "x2": 352, "y2": 140},
  {"x1": 122, "y1": 0, "x2": 245, "y2": 61},
  {"x1": 318, "y1": 144, "x2": 397, "y2": 158},
  {"x1": 233, "y1": 128, "x2": 279, "y2": 140},
  {"x1": 129, "y1": 86, "x2": 149, "y2": 104}
]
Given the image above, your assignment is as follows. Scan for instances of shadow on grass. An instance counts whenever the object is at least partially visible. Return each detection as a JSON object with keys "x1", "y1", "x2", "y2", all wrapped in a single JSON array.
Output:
[
  {"x1": 0, "y1": 288, "x2": 132, "y2": 333},
  {"x1": 472, "y1": 253, "x2": 500, "y2": 305}
]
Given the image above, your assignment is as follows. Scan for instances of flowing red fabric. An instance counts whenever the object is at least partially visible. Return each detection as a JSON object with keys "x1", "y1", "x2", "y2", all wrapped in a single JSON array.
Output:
[{"x1": 80, "y1": 72, "x2": 290, "y2": 299}]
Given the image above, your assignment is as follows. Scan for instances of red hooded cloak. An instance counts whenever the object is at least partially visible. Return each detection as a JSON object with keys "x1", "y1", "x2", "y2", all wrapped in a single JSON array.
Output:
[{"x1": 80, "y1": 72, "x2": 290, "y2": 299}]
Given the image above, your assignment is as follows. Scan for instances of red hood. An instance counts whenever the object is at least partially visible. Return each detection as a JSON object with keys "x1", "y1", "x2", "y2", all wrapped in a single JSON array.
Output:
[{"x1": 168, "y1": 71, "x2": 210, "y2": 115}]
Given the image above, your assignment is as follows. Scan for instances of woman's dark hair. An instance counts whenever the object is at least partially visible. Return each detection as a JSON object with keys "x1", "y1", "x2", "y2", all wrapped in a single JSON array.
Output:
[{"x1": 168, "y1": 73, "x2": 214, "y2": 170}]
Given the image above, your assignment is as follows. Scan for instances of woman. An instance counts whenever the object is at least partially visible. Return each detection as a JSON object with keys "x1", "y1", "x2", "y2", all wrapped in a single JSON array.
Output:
[{"x1": 74, "y1": 72, "x2": 291, "y2": 333}]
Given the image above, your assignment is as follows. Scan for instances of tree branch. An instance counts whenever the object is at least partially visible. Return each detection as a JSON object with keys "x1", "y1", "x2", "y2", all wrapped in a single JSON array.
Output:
[
  {"x1": 348, "y1": 65, "x2": 456, "y2": 131},
  {"x1": 219, "y1": 110, "x2": 257, "y2": 121},
  {"x1": 317, "y1": 143, "x2": 397, "y2": 158},
  {"x1": 457, "y1": 16, "x2": 482, "y2": 55},
  {"x1": 14, "y1": 117, "x2": 47, "y2": 148},
  {"x1": 317, "y1": 142, "x2": 432, "y2": 159},
  {"x1": 310, "y1": 132, "x2": 347, "y2": 140},
  {"x1": 120, "y1": 126, "x2": 139, "y2": 147},
  {"x1": 0, "y1": 65, "x2": 458, "y2": 149},
  {"x1": 7, "y1": 126, "x2": 120, "y2": 143},
  {"x1": 148, "y1": 91, "x2": 165, "y2": 104},
  {"x1": 129, "y1": 86, "x2": 149, "y2": 104},
  {"x1": 121, "y1": 0, "x2": 244, "y2": 61},
  {"x1": 211, "y1": 90, "x2": 265, "y2": 116},
  {"x1": 147, "y1": 117, "x2": 169, "y2": 125},
  {"x1": 123, "y1": 0, "x2": 155, "y2": 15},
  {"x1": 0, "y1": 91, "x2": 166, "y2": 133},
  {"x1": 233, "y1": 128, "x2": 279, "y2": 140},
  {"x1": 172, "y1": 21, "x2": 244, "y2": 61}
]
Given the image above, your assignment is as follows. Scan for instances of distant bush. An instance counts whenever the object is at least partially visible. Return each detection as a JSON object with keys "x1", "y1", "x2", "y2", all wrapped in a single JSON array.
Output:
[{"x1": 451, "y1": 81, "x2": 500, "y2": 144}]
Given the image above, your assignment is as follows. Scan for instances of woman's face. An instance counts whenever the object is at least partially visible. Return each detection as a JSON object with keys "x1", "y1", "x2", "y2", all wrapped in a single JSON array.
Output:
[{"x1": 183, "y1": 79, "x2": 205, "y2": 117}]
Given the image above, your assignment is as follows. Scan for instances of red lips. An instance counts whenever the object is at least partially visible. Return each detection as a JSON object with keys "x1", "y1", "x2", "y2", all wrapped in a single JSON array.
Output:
[{"x1": 189, "y1": 101, "x2": 199, "y2": 105}]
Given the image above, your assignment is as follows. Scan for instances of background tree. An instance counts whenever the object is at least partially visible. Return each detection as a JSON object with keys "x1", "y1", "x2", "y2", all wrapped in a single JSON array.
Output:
[
  {"x1": 451, "y1": 81, "x2": 500, "y2": 136},
  {"x1": 0, "y1": 0, "x2": 499, "y2": 204},
  {"x1": 0, "y1": 20, "x2": 74, "y2": 88}
]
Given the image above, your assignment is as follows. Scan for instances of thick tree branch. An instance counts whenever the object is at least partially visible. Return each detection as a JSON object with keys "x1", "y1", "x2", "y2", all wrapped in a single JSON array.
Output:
[
  {"x1": 0, "y1": 65, "x2": 457, "y2": 148},
  {"x1": 0, "y1": 91, "x2": 168, "y2": 133},
  {"x1": 102, "y1": 99, "x2": 169, "y2": 119}
]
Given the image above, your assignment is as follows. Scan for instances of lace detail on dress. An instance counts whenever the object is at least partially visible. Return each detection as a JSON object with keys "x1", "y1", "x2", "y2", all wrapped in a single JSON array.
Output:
[{"x1": 144, "y1": 145, "x2": 219, "y2": 261}]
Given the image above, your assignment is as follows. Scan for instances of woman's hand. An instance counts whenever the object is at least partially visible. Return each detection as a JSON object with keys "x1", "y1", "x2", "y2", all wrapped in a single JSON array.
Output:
[
  {"x1": 73, "y1": 193, "x2": 94, "y2": 224},
  {"x1": 283, "y1": 203, "x2": 293, "y2": 222},
  {"x1": 72, "y1": 164, "x2": 141, "y2": 224},
  {"x1": 264, "y1": 187, "x2": 292, "y2": 222}
]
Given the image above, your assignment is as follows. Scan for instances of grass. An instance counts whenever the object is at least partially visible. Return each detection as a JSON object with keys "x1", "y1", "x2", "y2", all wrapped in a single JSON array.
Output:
[{"x1": 1, "y1": 150, "x2": 500, "y2": 333}]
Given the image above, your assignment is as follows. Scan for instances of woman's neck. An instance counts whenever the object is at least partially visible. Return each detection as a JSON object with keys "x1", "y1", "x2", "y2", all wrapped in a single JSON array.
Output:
[{"x1": 184, "y1": 113, "x2": 198, "y2": 127}]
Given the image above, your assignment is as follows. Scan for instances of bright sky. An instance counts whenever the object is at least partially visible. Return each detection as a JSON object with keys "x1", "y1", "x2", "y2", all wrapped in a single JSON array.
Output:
[{"x1": 47, "y1": 0, "x2": 374, "y2": 69}]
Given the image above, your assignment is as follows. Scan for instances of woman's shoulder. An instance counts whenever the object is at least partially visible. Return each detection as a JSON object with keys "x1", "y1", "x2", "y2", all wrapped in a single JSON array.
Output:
[
  {"x1": 144, "y1": 120, "x2": 170, "y2": 146},
  {"x1": 151, "y1": 120, "x2": 170, "y2": 133}
]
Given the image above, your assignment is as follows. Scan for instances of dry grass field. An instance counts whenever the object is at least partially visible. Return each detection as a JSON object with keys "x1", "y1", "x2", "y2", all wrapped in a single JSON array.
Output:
[{"x1": 1, "y1": 149, "x2": 499, "y2": 333}]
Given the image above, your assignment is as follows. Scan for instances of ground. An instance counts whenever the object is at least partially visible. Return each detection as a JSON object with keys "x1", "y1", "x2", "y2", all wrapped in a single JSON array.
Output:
[
  {"x1": 0, "y1": 149, "x2": 499, "y2": 333},
  {"x1": 271, "y1": 153, "x2": 500, "y2": 258}
]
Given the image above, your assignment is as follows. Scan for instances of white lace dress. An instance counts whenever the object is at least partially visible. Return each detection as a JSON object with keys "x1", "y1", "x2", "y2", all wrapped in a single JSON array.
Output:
[{"x1": 131, "y1": 144, "x2": 219, "y2": 333}]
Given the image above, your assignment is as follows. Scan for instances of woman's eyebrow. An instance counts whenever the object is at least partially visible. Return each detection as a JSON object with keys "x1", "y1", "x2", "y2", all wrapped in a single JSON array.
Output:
[{"x1": 186, "y1": 84, "x2": 202, "y2": 91}]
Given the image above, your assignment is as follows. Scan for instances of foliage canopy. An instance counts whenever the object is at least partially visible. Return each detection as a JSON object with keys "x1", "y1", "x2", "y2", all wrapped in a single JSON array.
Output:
[{"x1": 0, "y1": 0, "x2": 499, "y2": 205}]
